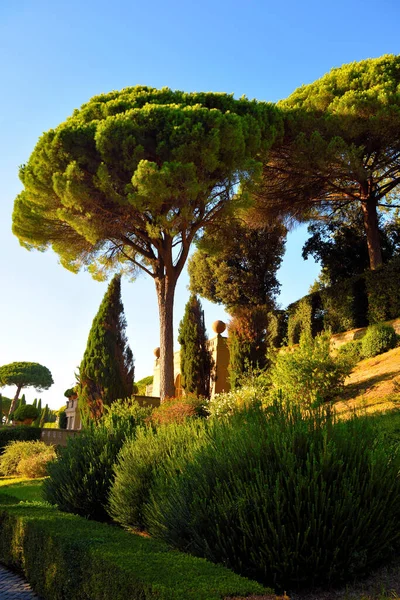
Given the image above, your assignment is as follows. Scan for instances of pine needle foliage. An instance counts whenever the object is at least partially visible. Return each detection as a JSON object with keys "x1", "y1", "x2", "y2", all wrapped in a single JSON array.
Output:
[
  {"x1": 178, "y1": 295, "x2": 213, "y2": 398},
  {"x1": 78, "y1": 275, "x2": 134, "y2": 422}
]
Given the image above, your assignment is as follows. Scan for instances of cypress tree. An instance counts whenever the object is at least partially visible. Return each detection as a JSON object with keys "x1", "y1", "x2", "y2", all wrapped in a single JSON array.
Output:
[
  {"x1": 40, "y1": 404, "x2": 49, "y2": 428},
  {"x1": 178, "y1": 295, "x2": 213, "y2": 398},
  {"x1": 227, "y1": 307, "x2": 270, "y2": 389},
  {"x1": 33, "y1": 399, "x2": 42, "y2": 427},
  {"x1": 78, "y1": 274, "x2": 134, "y2": 421},
  {"x1": 20, "y1": 394, "x2": 26, "y2": 406},
  {"x1": 0, "y1": 394, "x2": 2, "y2": 425},
  {"x1": 33, "y1": 399, "x2": 37, "y2": 408}
]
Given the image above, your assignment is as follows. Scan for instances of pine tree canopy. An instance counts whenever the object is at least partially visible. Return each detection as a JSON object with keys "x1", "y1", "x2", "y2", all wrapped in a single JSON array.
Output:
[
  {"x1": 254, "y1": 54, "x2": 400, "y2": 271},
  {"x1": 12, "y1": 86, "x2": 280, "y2": 399}
]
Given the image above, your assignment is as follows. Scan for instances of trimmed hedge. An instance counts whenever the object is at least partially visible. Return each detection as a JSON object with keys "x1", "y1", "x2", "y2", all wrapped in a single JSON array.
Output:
[
  {"x1": 0, "y1": 427, "x2": 41, "y2": 454},
  {"x1": 0, "y1": 491, "x2": 269, "y2": 600},
  {"x1": 285, "y1": 258, "x2": 400, "y2": 343}
]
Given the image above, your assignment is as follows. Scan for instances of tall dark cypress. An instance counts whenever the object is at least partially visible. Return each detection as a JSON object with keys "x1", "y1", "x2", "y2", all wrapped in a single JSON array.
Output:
[
  {"x1": 178, "y1": 295, "x2": 213, "y2": 398},
  {"x1": 78, "y1": 274, "x2": 134, "y2": 421}
]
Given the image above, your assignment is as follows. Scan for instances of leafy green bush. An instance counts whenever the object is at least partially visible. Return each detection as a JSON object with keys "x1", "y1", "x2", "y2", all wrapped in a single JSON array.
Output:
[
  {"x1": 13, "y1": 405, "x2": 39, "y2": 422},
  {"x1": 108, "y1": 420, "x2": 208, "y2": 530},
  {"x1": 206, "y1": 385, "x2": 261, "y2": 418},
  {"x1": 100, "y1": 398, "x2": 153, "y2": 429},
  {"x1": 146, "y1": 402, "x2": 400, "y2": 590},
  {"x1": 361, "y1": 323, "x2": 398, "y2": 358},
  {"x1": 0, "y1": 427, "x2": 41, "y2": 454},
  {"x1": 43, "y1": 419, "x2": 136, "y2": 521},
  {"x1": 0, "y1": 441, "x2": 55, "y2": 477},
  {"x1": 269, "y1": 332, "x2": 353, "y2": 406},
  {"x1": 336, "y1": 340, "x2": 362, "y2": 365},
  {"x1": 0, "y1": 494, "x2": 269, "y2": 600}
]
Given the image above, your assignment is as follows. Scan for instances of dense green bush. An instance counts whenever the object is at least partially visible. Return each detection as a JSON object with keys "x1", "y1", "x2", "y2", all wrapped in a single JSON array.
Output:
[
  {"x1": 146, "y1": 402, "x2": 400, "y2": 590},
  {"x1": 58, "y1": 410, "x2": 67, "y2": 429},
  {"x1": 361, "y1": 323, "x2": 398, "y2": 358},
  {"x1": 365, "y1": 258, "x2": 400, "y2": 323},
  {"x1": 0, "y1": 427, "x2": 41, "y2": 454},
  {"x1": 0, "y1": 492, "x2": 268, "y2": 600},
  {"x1": 320, "y1": 276, "x2": 368, "y2": 333},
  {"x1": 13, "y1": 405, "x2": 39, "y2": 422},
  {"x1": 100, "y1": 398, "x2": 153, "y2": 429},
  {"x1": 269, "y1": 332, "x2": 353, "y2": 406},
  {"x1": 108, "y1": 420, "x2": 208, "y2": 530},
  {"x1": 0, "y1": 441, "x2": 55, "y2": 477},
  {"x1": 336, "y1": 340, "x2": 363, "y2": 364},
  {"x1": 43, "y1": 419, "x2": 136, "y2": 521}
]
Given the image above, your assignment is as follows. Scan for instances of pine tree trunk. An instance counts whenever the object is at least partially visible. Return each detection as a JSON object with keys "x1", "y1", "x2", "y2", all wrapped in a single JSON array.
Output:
[
  {"x1": 8, "y1": 385, "x2": 22, "y2": 422},
  {"x1": 155, "y1": 275, "x2": 177, "y2": 400},
  {"x1": 361, "y1": 195, "x2": 383, "y2": 270}
]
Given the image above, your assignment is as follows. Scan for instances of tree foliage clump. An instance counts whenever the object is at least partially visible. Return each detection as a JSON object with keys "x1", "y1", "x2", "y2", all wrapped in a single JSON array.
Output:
[
  {"x1": 188, "y1": 217, "x2": 286, "y2": 311},
  {"x1": 178, "y1": 295, "x2": 213, "y2": 398},
  {"x1": 227, "y1": 307, "x2": 273, "y2": 389},
  {"x1": 0, "y1": 362, "x2": 53, "y2": 421},
  {"x1": 78, "y1": 274, "x2": 134, "y2": 422},
  {"x1": 255, "y1": 54, "x2": 400, "y2": 271},
  {"x1": 13, "y1": 86, "x2": 280, "y2": 399},
  {"x1": 303, "y1": 209, "x2": 400, "y2": 287},
  {"x1": 13, "y1": 404, "x2": 39, "y2": 422}
]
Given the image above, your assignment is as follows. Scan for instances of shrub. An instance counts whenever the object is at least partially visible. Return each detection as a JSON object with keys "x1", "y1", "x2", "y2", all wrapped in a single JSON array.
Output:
[
  {"x1": 108, "y1": 420, "x2": 208, "y2": 530},
  {"x1": 12, "y1": 405, "x2": 39, "y2": 422},
  {"x1": 100, "y1": 398, "x2": 153, "y2": 429},
  {"x1": 149, "y1": 395, "x2": 206, "y2": 425},
  {"x1": 336, "y1": 340, "x2": 362, "y2": 365},
  {"x1": 58, "y1": 410, "x2": 67, "y2": 429},
  {"x1": 146, "y1": 402, "x2": 400, "y2": 590},
  {"x1": 206, "y1": 385, "x2": 262, "y2": 419},
  {"x1": 361, "y1": 323, "x2": 398, "y2": 359},
  {"x1": 0, "y1": 441, "x2": 55, "y2": 477},
  {"x1": 269, "y1": 331, "x2": 353, "y2": 406},
  {"x1": 0, "y1": 497, "x2": 269, "y2": 600},
  {"x1": 43, "y1": 419, "x2": 137, "y2": 521},
  {"x1": 0, "y1": 427, "x2": 41, "y2": 455}
]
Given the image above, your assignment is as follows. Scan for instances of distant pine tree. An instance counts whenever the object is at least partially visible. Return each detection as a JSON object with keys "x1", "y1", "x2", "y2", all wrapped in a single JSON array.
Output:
[
  {"x1": 178, "y1": 295, "x2": 213, "y2": 398},
  {"x1": 78, "y1": 274, "x2": 134, "y2": 422}
]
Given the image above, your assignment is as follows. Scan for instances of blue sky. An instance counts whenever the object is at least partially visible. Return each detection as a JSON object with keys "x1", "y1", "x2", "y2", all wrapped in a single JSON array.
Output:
[{"x1": 1, "y1": 0, "x2": 399, "y2": 408}]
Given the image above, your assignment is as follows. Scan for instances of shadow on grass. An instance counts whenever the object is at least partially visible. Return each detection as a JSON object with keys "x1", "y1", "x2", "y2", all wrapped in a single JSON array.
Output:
[{"x1": 338, "y1": 370, "x2": 400, "y2": 402}]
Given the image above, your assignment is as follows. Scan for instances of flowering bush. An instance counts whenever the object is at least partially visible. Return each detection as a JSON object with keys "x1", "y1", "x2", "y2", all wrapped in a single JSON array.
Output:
[{"x1": 206, "y1": 385, "x2": 261, "y2": 418}]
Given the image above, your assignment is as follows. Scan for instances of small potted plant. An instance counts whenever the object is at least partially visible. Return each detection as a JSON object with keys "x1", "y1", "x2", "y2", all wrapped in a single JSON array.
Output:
[{"x1": 13, "y1": 404, "x2": 39, "y2": 425}]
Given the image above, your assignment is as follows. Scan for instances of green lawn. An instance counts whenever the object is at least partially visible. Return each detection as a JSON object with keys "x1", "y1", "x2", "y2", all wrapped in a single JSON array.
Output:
[{"x1": 0, "y1": 477, "x2": 44, "y2": 502}]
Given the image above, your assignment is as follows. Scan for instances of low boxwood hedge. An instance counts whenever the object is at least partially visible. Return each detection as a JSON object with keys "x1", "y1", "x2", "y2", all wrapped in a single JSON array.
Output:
[{"x1": 0, "y1": 490, "x2": 269, "y2": 600}]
